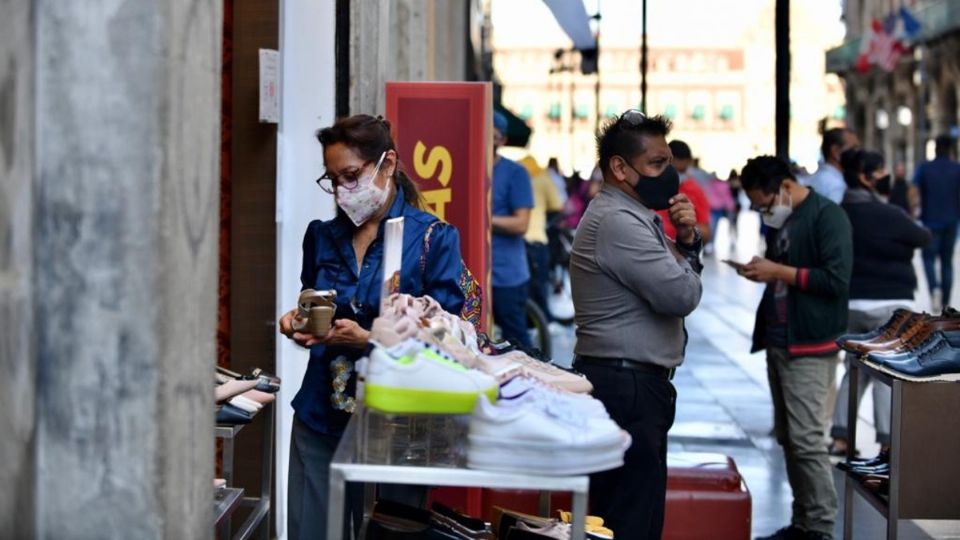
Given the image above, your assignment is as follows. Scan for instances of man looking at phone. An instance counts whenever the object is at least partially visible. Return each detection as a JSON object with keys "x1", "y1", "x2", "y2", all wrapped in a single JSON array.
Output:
[
  {"x1": 571, "y1": 110, "x2": 703, "y2": 539},
  {"x1": 739, "y1": 156, "x2": 852, "y2": 540}
]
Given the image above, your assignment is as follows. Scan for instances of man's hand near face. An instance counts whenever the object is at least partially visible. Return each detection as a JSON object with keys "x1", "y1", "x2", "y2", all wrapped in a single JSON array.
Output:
[{"x1": 667, "y1": 193, "x2": 697, "y2": 245}]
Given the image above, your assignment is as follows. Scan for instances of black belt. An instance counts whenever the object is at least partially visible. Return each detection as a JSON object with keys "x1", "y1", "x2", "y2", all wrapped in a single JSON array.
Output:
[{"x1": 575, "y1": 356, "x2": 676, "y2": 380}]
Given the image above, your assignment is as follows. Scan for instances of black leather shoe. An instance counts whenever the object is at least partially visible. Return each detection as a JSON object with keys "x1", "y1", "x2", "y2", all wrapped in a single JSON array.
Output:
[
  {"x1": 756, "y1": 525, "x2": 805, "y2": 540},
  {"x1": 838, "y1": 448, "x2": 889, "y2": 471},
  {"x1": 847, "y1": 463, "x2": 890, "y2": 479}
]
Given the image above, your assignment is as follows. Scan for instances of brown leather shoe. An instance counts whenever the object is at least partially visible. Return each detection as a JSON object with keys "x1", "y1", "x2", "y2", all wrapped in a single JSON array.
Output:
[
  {"x1": 852, "y1": 316, "x2": 960, "y2": 354},
  {"x1": 841, "y1": 310, "x2": 925, "y2": 353}
]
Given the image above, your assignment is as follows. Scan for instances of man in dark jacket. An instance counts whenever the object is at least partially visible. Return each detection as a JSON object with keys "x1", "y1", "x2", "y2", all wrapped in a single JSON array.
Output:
[{"x1": 739, "y1": 156, "x2": 853, "y2": 540}]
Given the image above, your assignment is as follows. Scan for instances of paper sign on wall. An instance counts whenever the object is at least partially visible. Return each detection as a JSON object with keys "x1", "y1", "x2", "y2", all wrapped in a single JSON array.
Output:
[{"x1": 259, "y1": 49, "x2": 280, "y2": 123}]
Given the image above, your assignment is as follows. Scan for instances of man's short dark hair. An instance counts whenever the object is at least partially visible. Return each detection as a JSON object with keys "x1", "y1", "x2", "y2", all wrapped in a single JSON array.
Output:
[
  {"x1": 935, "y1": 135, "x2": 955, "y2": 157},
  {"x1": 668, "y1": 140, "x2": 692, "y2": 160},
  {"x1": 740, "y1": 155, "x2": 796, "y2": 194},
  {"x1": 821, "y1": 127, "x2": 848, "y2": 160},
  {"x1": 596, "y1": 112, "x2": 672, "y2": 174}
]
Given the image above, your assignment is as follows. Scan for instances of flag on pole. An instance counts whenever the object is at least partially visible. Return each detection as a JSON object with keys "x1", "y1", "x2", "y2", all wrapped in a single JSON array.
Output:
[{"x1": 900, "y1": 6, "x2": 922, "y2": 40}]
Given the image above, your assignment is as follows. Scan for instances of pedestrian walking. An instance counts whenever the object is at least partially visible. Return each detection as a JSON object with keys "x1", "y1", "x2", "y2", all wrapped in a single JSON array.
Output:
[{"x1": 914, "y1": 135, "x2": 960, "y2": 311}]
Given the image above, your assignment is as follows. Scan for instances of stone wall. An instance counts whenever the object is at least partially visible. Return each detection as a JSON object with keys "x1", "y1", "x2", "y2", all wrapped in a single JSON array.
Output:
[{"x1": 1, "y1": 1, "x2": 221, "y2": 537}]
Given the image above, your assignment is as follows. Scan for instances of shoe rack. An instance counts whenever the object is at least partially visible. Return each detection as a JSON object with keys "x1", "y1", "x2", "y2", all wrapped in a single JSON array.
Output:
[
  {"x1": 841, "y1": 360, "x2": 960, "y2": 539},
  {"x1": 215, "y1": 403, "x2": 275, "y2": 540},
  {"x1": 326, "y1": 405, "x2": 591, "y2": 540}
]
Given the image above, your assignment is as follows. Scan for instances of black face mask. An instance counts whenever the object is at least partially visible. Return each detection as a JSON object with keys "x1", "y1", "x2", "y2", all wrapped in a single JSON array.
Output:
[
  {"x1": 624, "y1": 162, "x2": 680, "y2": 210},
  {"x1": 875, "y1": 174, "x2": 892, "y2": 195}
]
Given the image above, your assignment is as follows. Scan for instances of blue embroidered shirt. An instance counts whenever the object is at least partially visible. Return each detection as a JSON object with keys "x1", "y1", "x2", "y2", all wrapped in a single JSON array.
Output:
[{"x1": 291, "y1": 187, "x2": 466, "y2": 435}]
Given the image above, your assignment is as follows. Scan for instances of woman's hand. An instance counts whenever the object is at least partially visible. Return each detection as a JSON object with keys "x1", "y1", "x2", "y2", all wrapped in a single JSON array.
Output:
[
  {"x1": 278, "y1": 309, "x2": 325, "y2": 348},
  {"x1": 319, "y1": 319, "x2": 371, "y2": 349}
]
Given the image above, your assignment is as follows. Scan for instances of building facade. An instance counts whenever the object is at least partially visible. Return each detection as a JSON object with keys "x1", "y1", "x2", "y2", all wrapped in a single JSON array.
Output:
[
  {"x1": 827, "y1": 0, "x2": 960, "y2": 174},
  {"x1": 492, "y1": 0, "x2": 846, "y2": 177}
]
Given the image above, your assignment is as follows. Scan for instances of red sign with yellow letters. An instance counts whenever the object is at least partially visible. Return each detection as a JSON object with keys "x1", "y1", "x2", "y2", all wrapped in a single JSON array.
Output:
[{"x1": 386, "y1": 82, "x2": 492, "y2": 328}]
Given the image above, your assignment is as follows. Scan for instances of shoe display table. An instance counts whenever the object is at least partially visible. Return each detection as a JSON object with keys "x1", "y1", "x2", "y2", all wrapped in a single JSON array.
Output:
[
  {"x1": 841, "y1": 360, "x2": 960, "y2": 539},
  {"x1": 327, "y1": 405, "x2": 590, "y2": 540},
  {"x1": 215, "y1": 402, "x2": 275, "y2": 540}
]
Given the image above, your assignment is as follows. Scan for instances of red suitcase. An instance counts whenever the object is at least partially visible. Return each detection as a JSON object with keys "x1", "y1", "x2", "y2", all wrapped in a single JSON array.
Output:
[{"x1": 664, "y1": 452, "x2": 752, "y2": 540}]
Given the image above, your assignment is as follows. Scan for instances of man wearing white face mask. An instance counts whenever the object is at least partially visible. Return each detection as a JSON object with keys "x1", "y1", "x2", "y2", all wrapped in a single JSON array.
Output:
[{"x1": 738, "y1": 156, "x2": 853, "y2": 540}]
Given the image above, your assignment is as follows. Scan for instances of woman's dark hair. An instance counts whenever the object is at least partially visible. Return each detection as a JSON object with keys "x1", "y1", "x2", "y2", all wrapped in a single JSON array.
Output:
[
  {"x1": 840, "y1": 149, "x2": 865, "y2": 189},
  {"x1": 316, "y1": 114, "x2": 422, "y2": 208},
  {"x1": 840, "y1": 149, "x2": 884, "y2": 189}
]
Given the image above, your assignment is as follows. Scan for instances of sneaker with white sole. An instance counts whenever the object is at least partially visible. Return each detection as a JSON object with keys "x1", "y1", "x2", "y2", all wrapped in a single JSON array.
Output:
[
  {"x1": 467, "y1": 394, "x2": 630, "y2": 475},
  {"x1": 499, "y1": 376, "x2": 609, "y2": 419},
  {"x1": 364, "y1": 339, "x2": 499, "y2": 414}
]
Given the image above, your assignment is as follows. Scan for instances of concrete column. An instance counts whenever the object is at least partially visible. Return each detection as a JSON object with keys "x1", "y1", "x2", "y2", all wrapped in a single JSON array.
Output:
[
  {"x1": 392, "y1": 0, "x2": 429, "y2": 82},
  {"x1": 350, "y1": 1, "x2": 392, "y2": 115},
  {"x1": 349, "y1": 0, "x2": 468, "y2": 115},
  {"x1": 0, "y1": 1, "x2": 221, "y2": 537},
  {"x1": 0, "y1": 2, "x2": 37, "y2": 536}
]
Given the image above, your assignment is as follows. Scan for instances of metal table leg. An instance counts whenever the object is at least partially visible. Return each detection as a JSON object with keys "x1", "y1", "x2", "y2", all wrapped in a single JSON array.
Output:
[
  {"x1": 570, "y1": 489, "x2": 588, "y2": 540},
  {"x1": 327, "y1": 468, "x2": 347, "y2": 540},
  {"x1": 843, "y1": 359, "x2": 859, "y2": 540}
]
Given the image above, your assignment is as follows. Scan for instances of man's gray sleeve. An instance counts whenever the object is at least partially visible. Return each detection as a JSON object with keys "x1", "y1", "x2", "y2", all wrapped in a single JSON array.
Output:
[{"x1": 594, "y1": 210, "x2": 702, "y2": 317}]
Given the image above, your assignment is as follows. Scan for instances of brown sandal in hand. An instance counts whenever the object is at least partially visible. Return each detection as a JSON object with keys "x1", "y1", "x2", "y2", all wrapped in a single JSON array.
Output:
[{"x1": 291, "y1": 289, "x2": 337, "y2": 337}]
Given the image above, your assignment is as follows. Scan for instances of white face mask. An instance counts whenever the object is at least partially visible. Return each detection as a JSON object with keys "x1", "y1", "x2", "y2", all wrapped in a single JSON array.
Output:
[
  {"x1": 336, "y1": 152, "x2": 388, "y2": 226},
  {"x1": 761, "y1": 188, "x2": 793, "y2": 229}
]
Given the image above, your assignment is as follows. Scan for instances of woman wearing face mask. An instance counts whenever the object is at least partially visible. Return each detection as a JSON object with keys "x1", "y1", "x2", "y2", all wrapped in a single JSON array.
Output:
[
  {"x1": 278, "y1": 114, "x2": 470, "y2": 539},
  {"x1": 828, "y1": 149, "x2": 931, "y2": 456}
]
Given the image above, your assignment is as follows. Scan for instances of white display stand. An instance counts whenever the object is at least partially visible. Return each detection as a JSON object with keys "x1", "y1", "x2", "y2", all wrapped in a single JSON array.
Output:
[{"x1": 326, "y1": 405, "x2": 590, "y2": 540}]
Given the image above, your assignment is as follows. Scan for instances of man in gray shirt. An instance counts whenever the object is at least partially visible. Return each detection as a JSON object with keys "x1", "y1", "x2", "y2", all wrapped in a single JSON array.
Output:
[{"x1": 571, "y1": 110, "x2": 703, "y2": 539}]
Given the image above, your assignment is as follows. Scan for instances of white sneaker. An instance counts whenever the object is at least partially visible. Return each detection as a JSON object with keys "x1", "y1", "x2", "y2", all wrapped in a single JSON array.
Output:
[
  {"x1": 364, "y1": 339, "x2": 499, "y2": 414},
  {"x1": 467, "y1": 394, "x2": 630, "y2": 475},
  {"x1": 499, "y1": 376, "x2": 609, "y2": 419}
]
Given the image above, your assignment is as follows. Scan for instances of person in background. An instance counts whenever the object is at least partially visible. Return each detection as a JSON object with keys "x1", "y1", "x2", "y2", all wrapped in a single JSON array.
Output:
[
  {"x1": 707, "y1": 173, "x2": 736, "y2": 253},
  {"x1": 279, "y1": 115, "x2": 468, "y2": 539},
  {"x1": 829, "y1": 150, "x2": 931, "y2": 456},
  {"x1": 563, "y1": 171, "x2": 590, "y2": 230},
  {"x1": 571, "y1": 110, "x2": 702, "y2": 540},
  {"x1": 728, "y1": 169, "x2": 743, "y2": 246},
  {"x1": 881, "y1": 160, "x2": 916, "y2": 216},
  {"x1": 546, "y1": 157, "x2": 568, "y2": 206},
  {"x1": 659, "y1": 140, "x2": 713, "y2": 245},
  {"x1": 805, "y1": 127, "x2": 860, "y2": 204},
  {"x1": 914, "y1": 135, "x2": 960, "y2": 311},
  {"x1": 739, "y1": 156, "x2": 852, "y2": 540},
  {"x1": 492, "y1": 112, "x2": 535, "y2": 347},
  {"x1": 520, "y1": 155, "x2": 564, "y2": 322}
]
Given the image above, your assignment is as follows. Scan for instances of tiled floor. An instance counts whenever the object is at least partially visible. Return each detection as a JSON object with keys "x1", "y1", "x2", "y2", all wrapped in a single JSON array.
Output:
[{"x1": 548, "y1": 214, "x2": 960, "y2": 539}]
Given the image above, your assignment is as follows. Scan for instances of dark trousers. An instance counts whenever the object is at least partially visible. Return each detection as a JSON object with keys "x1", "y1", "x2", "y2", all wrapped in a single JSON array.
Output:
[
  {"x1": 922, "y1": 222, "x2": 958, "y2": 303},
  {"x1": 575, "y1": 362, "x2": 677, "y2": 540},
  {"x1": 288, "y1": 417, "x2": 361, "y2": 539},
  {"x1": 526, "y1": 241, "x2": 552, "y2": 321},
  {"x1": 493, "y1": 283, "x2": 532, "y2": 348},
  {"x1": 288, "y1": 417, "x2": 426, "y2": 539}
]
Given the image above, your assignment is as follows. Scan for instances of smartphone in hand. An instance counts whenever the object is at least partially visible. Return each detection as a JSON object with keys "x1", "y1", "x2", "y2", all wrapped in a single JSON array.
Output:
[{"x1": 722, "y1": 259, "x2": 746, "y2": 274}]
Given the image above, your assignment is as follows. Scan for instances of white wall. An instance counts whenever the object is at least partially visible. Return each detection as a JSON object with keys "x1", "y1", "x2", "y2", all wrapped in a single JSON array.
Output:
[{"x1": 276, "y1": 1, "x2": 337, "y2": 537}]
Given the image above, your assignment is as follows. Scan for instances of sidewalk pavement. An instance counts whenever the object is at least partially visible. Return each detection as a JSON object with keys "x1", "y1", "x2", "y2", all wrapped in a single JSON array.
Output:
[{"x1": 549, "y1": 215, "x2": 960, "y2": 539}]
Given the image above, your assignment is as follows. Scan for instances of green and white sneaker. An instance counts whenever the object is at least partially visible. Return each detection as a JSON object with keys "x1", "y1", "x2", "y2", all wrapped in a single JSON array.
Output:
[{"x1": 364, "y1": 339, "x2": 499, "y2": 414}]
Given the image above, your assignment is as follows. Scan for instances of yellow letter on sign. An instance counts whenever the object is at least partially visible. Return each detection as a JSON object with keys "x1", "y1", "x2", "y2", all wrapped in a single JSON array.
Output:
[
  {"x1": 422, "y1": 188, "x2": 452, "y2": 220},
  {"x1": 413, "y1": 141, "x2": 453, "y2": 187}
]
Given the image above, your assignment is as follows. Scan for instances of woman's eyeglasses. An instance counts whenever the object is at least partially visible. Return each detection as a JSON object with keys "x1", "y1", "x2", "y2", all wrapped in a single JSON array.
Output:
[{"x1": 315, "y1": 160, "x2": 374, "y2": 194}]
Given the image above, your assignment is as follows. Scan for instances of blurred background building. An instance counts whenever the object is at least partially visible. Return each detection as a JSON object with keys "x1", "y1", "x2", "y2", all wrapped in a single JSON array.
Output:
[
  {"x1": 827, "y1": 0, "x2": 960, "y2": 174},
  {"x1": 492, "y1": 0, "x2": 847, "y2": 176}
]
